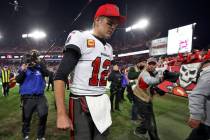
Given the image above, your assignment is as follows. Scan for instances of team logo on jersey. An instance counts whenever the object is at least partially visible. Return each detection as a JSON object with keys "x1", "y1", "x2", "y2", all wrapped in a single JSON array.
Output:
[{"x1": 87, "y1": 39, "x2": 95, "y2": 48}]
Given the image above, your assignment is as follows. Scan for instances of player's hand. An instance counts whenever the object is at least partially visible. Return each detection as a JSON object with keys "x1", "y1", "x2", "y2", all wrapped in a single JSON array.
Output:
[
  {"x1": 187, "y1": 118, "x2": 201, "y2": 128},
  {"x1": 57, "y1": 113, "x2": 73, "y2": 131},
  {"x1": 21, "y1": 64, "x2": 28, "y2": 71}
]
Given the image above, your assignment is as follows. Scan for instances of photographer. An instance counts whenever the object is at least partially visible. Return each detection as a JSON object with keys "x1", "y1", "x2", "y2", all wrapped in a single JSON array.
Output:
[{"x1": 16, "y1": 50, "x2": 49, "y2": 140}]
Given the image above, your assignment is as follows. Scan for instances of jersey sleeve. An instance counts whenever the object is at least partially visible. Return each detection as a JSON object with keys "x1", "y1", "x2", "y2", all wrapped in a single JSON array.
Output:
[
  {"x1": 142, "y1": 71, "x2": 160, "y2": 85},
  {"x1": 64, "y1": 30, "x2": 86, "y2": 54}
]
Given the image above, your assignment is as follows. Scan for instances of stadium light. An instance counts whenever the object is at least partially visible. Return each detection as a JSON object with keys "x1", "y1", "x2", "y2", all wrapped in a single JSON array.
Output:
[
  {"x1": 22, "y1": 30, "x2": 47, "y2": 40},
  {"x1": 0, "y1": 34, "x2": 3, "y2": 39},
  {"x1": 30, "y1": 30, "x2": 46, "y2": 39},
  {"x1": 22, "y1": 34, "x2": 28, "y2": 38},
  {"x1": 126, "y1": 18, "x2": 149, "y2": 32},
  {"x1": 118, "y1": 50, "x2": 149, "y2": 57}
]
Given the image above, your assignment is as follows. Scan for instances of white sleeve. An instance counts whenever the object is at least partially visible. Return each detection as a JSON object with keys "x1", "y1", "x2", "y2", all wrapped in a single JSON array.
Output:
[
  {"x1": 64, "y1": 30, "x2": 86, "y2": 54},
  {"x1": 110, "y1": 47, "x2": 114, "y2": 61},
  {"x1": 142, "y1": 71, "x2": 160, "y2": 85},
  {"x1": 107, "y1": 43, "x2": 113, "y2": 61}
]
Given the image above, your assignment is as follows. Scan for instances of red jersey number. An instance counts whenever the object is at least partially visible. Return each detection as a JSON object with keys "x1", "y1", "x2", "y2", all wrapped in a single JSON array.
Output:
[{"x1": 89, "y1": 57, "x2": 111, "y2": 86}]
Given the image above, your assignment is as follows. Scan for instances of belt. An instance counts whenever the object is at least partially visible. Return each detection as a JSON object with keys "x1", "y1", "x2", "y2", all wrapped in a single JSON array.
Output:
[
  {"x1": 70, "y1": 93, "x2": 103, "y2": 98},
  {"x1": 21, "y1": 94, "x2": 44, "y2": 99}
]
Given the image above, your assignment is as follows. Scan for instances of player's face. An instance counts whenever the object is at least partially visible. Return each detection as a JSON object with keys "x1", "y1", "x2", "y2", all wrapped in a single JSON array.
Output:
[{"x1": 94, "y1": 16, "x2": 119, "y2": 39}]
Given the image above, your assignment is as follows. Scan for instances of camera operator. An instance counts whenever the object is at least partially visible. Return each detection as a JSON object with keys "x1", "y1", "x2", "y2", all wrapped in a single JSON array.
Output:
[
  {"x1": 16, "y1": 50, "x2": 49, "y2": 140},
  {"x1": 133, "y1": 57, "x2": 162, "y2": 140}
]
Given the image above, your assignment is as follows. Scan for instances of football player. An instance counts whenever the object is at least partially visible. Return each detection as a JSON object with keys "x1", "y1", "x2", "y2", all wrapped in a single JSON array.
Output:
[{"x1": 54, "y1": 3, "x2": 126, "y2": 140}]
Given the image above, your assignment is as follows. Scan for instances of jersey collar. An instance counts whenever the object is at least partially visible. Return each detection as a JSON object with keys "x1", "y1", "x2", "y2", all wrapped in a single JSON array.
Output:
[{"x1": 92, "y1": 35, "x2": 107, "y2": 46}]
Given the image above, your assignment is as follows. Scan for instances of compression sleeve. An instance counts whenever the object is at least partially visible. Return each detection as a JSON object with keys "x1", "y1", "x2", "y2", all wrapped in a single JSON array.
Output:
[{"x1": 54, "y1": 46, "x2": 81, "y2": 81}]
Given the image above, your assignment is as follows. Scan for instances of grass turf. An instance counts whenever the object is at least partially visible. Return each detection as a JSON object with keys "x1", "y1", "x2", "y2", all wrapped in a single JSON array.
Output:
[{"x1": 0, "y1": 87, "x2": 191, "y2": 140}]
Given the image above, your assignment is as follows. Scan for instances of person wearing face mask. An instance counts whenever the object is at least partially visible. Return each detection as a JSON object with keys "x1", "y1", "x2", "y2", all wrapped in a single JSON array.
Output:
[
  {"x1": 186, "y1": 60, "x2": 210, "y2": 140},
  {"x1": 133, "y1": 57, "x2": 162, "y2": 140}
]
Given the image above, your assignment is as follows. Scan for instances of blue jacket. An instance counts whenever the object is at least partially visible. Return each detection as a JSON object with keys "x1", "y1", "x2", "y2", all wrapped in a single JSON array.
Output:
[
  {"x1": 121, "y1": 73, "x2": 128, "y2": 88},
  {"x1": 17, "y1": 66, "x2": 46, "y2": 95}
]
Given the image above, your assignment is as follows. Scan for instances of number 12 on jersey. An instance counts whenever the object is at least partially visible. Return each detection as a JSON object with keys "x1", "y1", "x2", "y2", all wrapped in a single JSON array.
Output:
[{"x1": 89, "y1": 57, "x2": 111, "y2": 86}]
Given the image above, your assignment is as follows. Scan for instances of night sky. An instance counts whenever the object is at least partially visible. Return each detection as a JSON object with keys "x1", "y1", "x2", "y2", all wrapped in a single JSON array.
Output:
[{"x1": 0, "y1": 0, "x2": 210, "y2": 50}]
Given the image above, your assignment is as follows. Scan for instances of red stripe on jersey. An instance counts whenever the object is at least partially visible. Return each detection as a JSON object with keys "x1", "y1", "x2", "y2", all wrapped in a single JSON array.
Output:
[
  {"x1": 138, "y1": 77, "x2": 149, "y2": 90},
  {"x1": 80, "y1": 97, "x2": 88, "y2": 112},
  {"x1": 69, "y1": 98, "x2": 74, "y2": 140}
]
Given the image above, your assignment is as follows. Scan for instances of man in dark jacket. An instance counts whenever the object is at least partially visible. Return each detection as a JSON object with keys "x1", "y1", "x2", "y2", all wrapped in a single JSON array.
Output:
[
  {"x1": 127, "y1": 61, "x2": 146, "y2": 122},
  {"x1": 46, "y1": 70, "x2": 54, "y2": 91},
  {"x1": 16, "y1": 51, "x2": 49, "y2": 140},
  {"x1": 108, "y1": 64, "x2": 122, "y2": 112}
]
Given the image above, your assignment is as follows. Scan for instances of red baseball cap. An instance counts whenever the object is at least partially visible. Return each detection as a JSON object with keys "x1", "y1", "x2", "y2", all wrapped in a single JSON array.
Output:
[{"x1": 94, "y1": 3, "x2": 126, "y2": 24}]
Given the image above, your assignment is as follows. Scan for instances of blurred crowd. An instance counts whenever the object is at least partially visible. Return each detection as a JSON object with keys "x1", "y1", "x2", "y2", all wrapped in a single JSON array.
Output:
[{"x1": 0, "y1": 47, "x2": 210, "y2": 140}]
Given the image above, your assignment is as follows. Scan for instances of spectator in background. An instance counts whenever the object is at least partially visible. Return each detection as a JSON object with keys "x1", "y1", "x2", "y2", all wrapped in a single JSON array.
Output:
[
  {"x1": 46, "y1": 70, "x2": 54, "y2": 91},
  {"x1": 127, "y1": 66, "x2": 139, "y2": 103},
  {"x1": 108, "y1": 64, "x2": 122, "y2": 112},
  {"x1": 186, "y1": 60, "x2": 210, "y2": 140},
  {"x1": 0, "y1": 65, "x2": 12, "y2": 96},
  {"x1": 127, "y1": 61, "x2": 146, "y2": 123},
  {"x1": 133, "y1": 57, "x2": 162, "y2": 140},
  {"x1": 64, "y1": 76, "x2": 70, "y2": 90},
  {"x1": 120, "y1": 66, "x2": 128, "y2": 102},
  {"x1": 191, "y1": 49, "x2": 202, "y2": 63},
  {"x1": 203, "y1": 49, "x2": 210, "y2": 60}
]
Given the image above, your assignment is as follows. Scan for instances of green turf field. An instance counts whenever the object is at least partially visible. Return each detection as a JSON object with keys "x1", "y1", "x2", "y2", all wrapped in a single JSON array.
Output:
[{"x1": 0, "y1": 87, "x2": 191, "y2": 140}]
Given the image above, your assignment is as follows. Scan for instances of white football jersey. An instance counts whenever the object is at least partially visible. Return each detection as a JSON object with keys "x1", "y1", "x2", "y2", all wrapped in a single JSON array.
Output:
[{"x1": 65, "y1": 30, "x2": 113, "y2": 95}]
